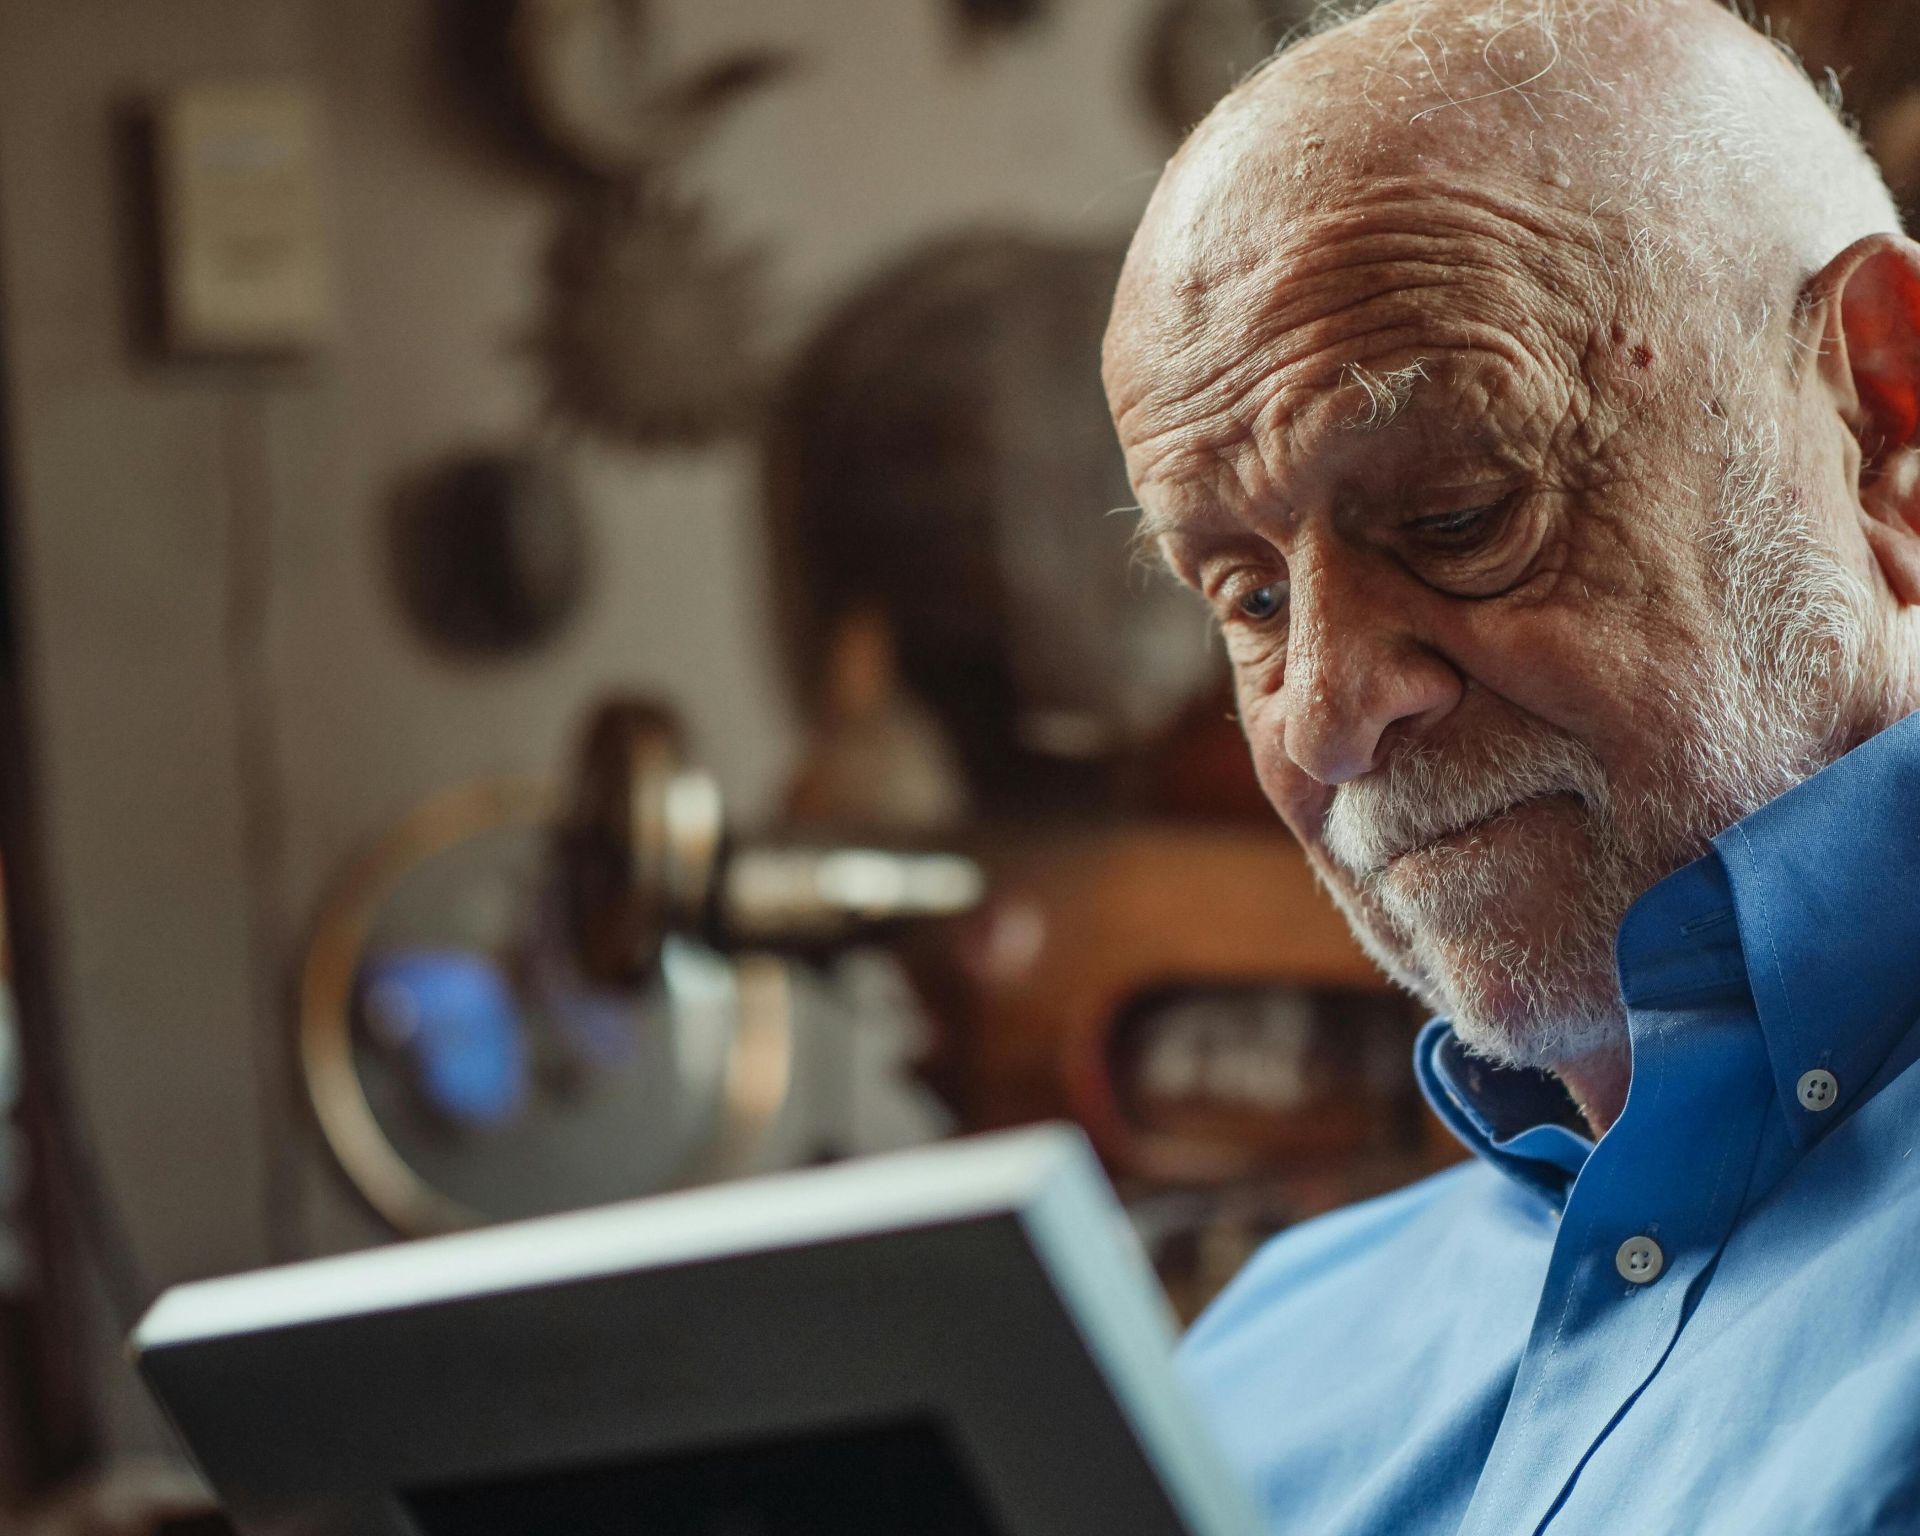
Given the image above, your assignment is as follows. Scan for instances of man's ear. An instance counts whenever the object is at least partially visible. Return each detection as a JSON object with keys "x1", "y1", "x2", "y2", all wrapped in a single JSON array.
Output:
[{"x1": 1807, "y1": 232, "x2": 1920, "y2": 606}]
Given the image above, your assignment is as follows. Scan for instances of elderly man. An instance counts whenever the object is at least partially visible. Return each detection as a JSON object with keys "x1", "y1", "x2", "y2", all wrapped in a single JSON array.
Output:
[{"x1": 1102, "y1": 0, "x2": 1920, "y2": 1531}]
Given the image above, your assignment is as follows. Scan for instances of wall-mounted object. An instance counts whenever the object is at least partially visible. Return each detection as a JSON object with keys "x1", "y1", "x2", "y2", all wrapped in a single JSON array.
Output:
[
  {"x1": 436, "y1": 0, "x2": 794, "y2": 181},
  {"x1": 150, "y1": 82, "x2": 333, "y2": 356},
  {"x1": 389, "y1": 450, "x2": 588, "y2": 659},
  {"x1": 764, "y1": 235, "x2": 1217, "y2": 813},
  {"x1": 511, "y1": 0, "x2": 653, "y2": 172},
  {"x1": 512, "y1": 0, "x2": 793, "y2": 176},
  {"x1": 950, "y1": 0, "x2": 1050, "y2": 45},
  {"x1": 541, "y1": 186, "x2": 768, "y2": 444},
  {"x1": 435, "y1": 2, "x2": 786, "y2": 439}
]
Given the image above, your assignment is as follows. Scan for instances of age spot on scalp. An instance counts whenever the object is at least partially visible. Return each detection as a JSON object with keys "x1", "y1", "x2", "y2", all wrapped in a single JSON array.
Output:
[{"x1": 1604, "y1": 321, "x2": 1655, "y2": 370}]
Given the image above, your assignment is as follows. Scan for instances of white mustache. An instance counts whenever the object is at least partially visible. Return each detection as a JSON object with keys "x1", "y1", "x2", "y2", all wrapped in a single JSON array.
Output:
[{"x1": 1323, "y1": 728, "x2": 1606, "y2": 877}]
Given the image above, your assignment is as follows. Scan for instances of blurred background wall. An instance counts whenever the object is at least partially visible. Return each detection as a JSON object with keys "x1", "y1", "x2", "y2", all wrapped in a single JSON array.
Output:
[{"x1": 0, "y1": 0, "x2": 1179, "y2": 1456}]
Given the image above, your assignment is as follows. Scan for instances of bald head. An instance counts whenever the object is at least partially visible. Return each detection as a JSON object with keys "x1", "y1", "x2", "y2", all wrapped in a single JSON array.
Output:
[{"x1": 1107, "y1": 0, "x2": 1897, "y2": 455}]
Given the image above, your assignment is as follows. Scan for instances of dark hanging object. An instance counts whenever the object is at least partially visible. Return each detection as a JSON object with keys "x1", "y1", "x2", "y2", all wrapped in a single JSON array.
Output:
[
  {"x1": 541, "y1": 184, "x2": 768, "y2": 445},
  {"x1": 390, "y1": 451, "x2": 588, "y2": 658},
  {"x1": 762, "y1": 235, "x2": 1218, "y2": 814},
  {"x1": 951, "y1": 0, "x2": 1049, "y2": 43},
  {"x1": 433, "y1": 0, "x2": 794, "y2": 182},
  {"x1": 512, "y1": 0, "x2": 794, "y2": 178},
  {"x1": 432, "y1": 0, "x2": 593, "y2": 182}
]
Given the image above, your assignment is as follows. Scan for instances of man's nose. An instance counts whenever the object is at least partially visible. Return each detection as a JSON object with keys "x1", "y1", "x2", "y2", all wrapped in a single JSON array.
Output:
[{"x1": 1279, "y1": 562, "x2": 1463, "y2": 786}]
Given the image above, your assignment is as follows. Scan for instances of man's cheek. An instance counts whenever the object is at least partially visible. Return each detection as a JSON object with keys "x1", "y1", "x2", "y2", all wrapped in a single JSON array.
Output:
[{"x1": 1236, "y1": 689, "x2": 1326, "y2": 841}]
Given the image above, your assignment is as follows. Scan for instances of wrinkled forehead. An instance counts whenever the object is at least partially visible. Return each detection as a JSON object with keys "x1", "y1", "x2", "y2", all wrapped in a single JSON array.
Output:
[
  {"x1": 1100, "y1": 30, "x2": 1647, "y2": 450},
  {"x1": 1102, "y1": 0, "x2": 1842, "y2": 434},
  {"x1": 1105, "y1": 164, "x2": 1625, "y2": 496}
]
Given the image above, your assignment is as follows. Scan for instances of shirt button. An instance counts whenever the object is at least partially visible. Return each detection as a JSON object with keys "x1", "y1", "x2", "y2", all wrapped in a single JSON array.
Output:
[
  {"x1": 1616, "y1": 1235, "x2": 1665, "y2": 1285},
  {"x1": 1797, "y1": 1068, "x2": 1839, "y2": 1112}
]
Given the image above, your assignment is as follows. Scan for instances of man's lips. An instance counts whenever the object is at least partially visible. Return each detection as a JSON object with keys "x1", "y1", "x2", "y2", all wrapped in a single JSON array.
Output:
[
  {"x1": 1378, "y1": 797, "x2": 1542, "y2": 871},
  {"x1": 1322, "y1": 789, "x2": 1587, "y2": 883}
]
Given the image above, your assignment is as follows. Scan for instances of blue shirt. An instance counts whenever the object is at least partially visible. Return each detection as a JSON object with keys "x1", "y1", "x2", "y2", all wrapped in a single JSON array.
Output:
[{"x1": 1181, "y1": 710, "x2": 1920, "y2": 1535}]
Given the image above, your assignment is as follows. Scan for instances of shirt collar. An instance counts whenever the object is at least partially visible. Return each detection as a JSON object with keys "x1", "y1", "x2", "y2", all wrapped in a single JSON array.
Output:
[
  {"x1": 1419, "y1": 707, "x2": 1920, "y2": 1191},
  {"x1": 1712, "y1": 707, "x2": 1920, "y2": 1143},
  {"x1": 1416, "y1": 1020, "x2": 1592, "y2": 1207}
]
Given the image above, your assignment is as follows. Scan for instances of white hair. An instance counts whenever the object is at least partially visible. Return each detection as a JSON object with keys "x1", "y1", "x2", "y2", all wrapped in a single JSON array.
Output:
[{"x1": 1341, "y1": 360, "x2": 1432, "y2": 428}]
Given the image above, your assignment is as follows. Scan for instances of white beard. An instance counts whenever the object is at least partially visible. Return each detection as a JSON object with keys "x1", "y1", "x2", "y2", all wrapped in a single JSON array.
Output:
[{"x1": 1318, "y1": 416, "x2": 1872, "y2": 1072}]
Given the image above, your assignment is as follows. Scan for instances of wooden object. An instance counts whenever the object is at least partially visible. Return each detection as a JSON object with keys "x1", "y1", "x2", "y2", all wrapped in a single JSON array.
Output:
[{"x1": 905, "y1": 824, "x2": 1427, "y2": 1183}]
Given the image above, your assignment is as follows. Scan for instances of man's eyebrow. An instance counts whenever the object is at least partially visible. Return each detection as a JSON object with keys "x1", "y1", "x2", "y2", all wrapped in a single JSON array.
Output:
[
  {"x1": 1130, "y1": 501, "x2": 1232, "y2": 551},
  {"x1": 1127, "y1": 502, "x2": 1260, "y2": 570},
  {"x1": 1130, "y1": 503, "x2": 1180, "y2": 547},
  {"x1": 1127, "y1": 503, "x2": 1180, "y2": 571},
  {"x1": 1340, "y1": 360, "x2": 1432, "y2": 431}
]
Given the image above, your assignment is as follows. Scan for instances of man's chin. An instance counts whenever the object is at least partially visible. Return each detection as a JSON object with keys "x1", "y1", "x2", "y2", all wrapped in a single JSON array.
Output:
[
  {"x1": 1403, "y1": 915, "x2": 1631, "y2": 1071},
  {"x1": 1337, "y1": 876, "x2": 1631, "y2": 1072},
  {"x1": 1308, "y1": 829, "x2": 1632, "y2": 1064},
  {"x1": 1445, "y1": 994, "x2": 1630, "y2": 1075}
]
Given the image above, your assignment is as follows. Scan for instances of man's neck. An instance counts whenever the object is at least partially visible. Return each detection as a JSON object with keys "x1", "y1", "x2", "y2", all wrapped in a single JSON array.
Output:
[{"x1": 1555, "y1": 1045, "x2": 1634, "y2": 1138}]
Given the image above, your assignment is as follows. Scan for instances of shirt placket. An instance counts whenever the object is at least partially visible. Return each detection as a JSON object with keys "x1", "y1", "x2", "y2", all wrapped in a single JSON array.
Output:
[{"x1": 1453, "y1": 1000, "x2": 1774, "y2": 1536}]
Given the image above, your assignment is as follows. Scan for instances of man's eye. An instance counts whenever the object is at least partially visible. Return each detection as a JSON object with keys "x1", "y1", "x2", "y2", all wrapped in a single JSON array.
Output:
[
  {"x1": 1236, "y1": 582, "x2": 1287, "y2": 621},
  {"x1": 1409, "y1": 501, "x2": 1502, "y2": 545}
]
